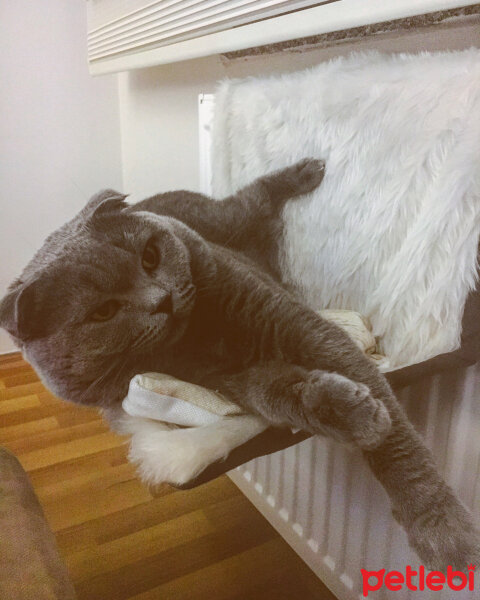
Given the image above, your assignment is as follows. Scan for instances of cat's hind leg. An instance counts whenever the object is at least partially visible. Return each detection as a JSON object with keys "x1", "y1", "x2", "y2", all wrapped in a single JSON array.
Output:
[
  {"x1": 237, "y1": 157, "x2": 326, "y2": 207},
  {"x1": 103, "y1": 407, "x2": 268, "y2": 486},
  {"x1": 131, "y1": 158, "x2": 325, "y2": 246}
]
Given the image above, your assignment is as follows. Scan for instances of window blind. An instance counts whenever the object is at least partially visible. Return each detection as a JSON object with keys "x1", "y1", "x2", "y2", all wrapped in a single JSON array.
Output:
[
  {"x1": 87, "y1": 0, "x2": 476, "y2": 74},
  {"x1": 87, "y1": 0, "x2": 331, "y2": 62}
]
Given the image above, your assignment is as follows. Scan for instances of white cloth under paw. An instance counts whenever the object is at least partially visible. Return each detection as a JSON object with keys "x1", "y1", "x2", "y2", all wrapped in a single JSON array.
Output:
[{"x1": 123, "y1": 372, "x2": 244, "y2": 427}]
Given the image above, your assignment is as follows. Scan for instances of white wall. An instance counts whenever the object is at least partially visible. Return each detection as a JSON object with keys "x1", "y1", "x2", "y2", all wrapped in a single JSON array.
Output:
[
  {"x1": 118, "y1": 16, "x2": 479, "y2": 199},
  {"x1": 0, "y1": 1, "x2": 123, "y2": 354}
]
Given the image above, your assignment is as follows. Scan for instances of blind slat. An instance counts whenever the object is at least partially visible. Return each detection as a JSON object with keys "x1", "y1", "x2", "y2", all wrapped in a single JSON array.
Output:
[
  {"x1": 89, "y1": 0, "x2": 224, "y2": 42},
  {"x1": 88, "y1": 0, "x2": 271, "y2": 51},
  {"x1": 88, "y1": 0, "x2": 326, "y2": 61}
]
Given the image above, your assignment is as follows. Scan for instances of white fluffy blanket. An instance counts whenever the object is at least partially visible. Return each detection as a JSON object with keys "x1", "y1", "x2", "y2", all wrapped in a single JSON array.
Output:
[
  {"x1": 212, "y1": 50, "x2": 480, "y2": 368},
  {"x1": 115, "y1": 50, "x2": 480, "y2": 488}
]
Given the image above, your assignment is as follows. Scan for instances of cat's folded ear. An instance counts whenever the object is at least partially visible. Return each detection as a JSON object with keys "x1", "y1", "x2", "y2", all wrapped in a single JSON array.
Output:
[
  {"x1": 0, "y1": 279, "x2": 50, "y2": 341},
  {"x1": 81, "y1": 189, "x2": 129, "y2": 222}
]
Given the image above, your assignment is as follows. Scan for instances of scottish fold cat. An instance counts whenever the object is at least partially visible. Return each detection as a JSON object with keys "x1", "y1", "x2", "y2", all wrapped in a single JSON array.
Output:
[{"x1": 1, "y1": 159, "x2": 478, "y2": 570}]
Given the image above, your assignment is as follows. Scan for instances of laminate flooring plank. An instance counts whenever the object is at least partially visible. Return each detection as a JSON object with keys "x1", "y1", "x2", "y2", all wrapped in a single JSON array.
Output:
[{"x1": 0, "y1": 354, "x2": 335, "y2": 600}]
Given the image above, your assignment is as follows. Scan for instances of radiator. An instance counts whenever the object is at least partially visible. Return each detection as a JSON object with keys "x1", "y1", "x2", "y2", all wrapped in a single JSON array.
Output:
[
  {"x1": 229, "y1": 364, "x2": 480, "y2": 600},
  {"x1": 198, "y1": 92, "x2": 480, "y2": 599}
]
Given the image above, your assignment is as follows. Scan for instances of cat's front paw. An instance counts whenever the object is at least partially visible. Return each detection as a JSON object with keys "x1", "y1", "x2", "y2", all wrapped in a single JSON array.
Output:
[
  {"x1": 402, "y1": 493, "x2": 480, "y2": 572},
  {"x1": 301, "y1": 371, "x2": 391, "y2": 449}
]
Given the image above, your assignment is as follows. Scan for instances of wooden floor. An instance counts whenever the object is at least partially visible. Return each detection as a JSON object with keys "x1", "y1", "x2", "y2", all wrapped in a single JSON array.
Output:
[{"x1": 0, "y1": 353, "x2": 336, "y2": 600}]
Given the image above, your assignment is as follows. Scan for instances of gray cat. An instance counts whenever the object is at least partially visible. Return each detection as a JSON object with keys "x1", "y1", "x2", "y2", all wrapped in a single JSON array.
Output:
[{"x1": 1, "y1": 159, "x2": 478, "y2": 570}]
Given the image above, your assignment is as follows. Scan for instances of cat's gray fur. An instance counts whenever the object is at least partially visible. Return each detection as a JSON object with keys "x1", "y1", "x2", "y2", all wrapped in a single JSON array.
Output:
[{"x1": 1, "y1": 159, "x2": 479, "y2": 570}]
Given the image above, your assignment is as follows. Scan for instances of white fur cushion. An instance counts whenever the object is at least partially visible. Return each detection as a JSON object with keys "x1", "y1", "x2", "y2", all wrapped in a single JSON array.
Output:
[
  {"x1": 212, "y1": 49, "x2": 480, "y2": 368},
  {"x1": 116, "y1": 50, "x2": 480, "y2": 485}
]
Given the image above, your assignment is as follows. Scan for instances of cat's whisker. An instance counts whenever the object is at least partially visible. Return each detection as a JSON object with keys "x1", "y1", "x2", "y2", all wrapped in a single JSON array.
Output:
[
  {"x1": 76, "y1": 357, "x2": 120, "y2": 405},
  {"x1": 131, "y1": 323, "x2": 165, "y2": 353},
  {"x1": 104, "y1": 353, "x2": 131, "y2": 400},
  {"x1": 131, "y1": 326, "x2": 155, "y2": 350}
]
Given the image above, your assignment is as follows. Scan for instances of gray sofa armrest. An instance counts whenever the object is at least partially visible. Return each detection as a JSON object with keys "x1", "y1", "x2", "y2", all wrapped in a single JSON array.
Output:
[{"x1": 0, "y1": 447, "x2": 76, "y2": 600}]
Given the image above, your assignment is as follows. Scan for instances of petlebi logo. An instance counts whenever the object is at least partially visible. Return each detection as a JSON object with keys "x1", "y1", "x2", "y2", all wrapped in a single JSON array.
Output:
[{"x1": 361, "y1": 565, "x2": 476, "y2": 596}]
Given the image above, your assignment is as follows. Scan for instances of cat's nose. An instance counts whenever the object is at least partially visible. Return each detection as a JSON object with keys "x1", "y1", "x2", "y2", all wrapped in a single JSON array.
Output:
[{"x1": 150, "y1": 293, "x2": 172, "y2": 315}]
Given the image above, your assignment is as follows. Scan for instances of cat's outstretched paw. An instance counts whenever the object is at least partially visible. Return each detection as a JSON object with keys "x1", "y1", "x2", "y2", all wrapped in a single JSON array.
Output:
[
  {"x1": 401, "y1": 493, "x2": 480, "y2": 572},
  {"x1": 286, "y1": 158, "x2": 326, "y2": 196},
  {"x1": 301, "y1": 371, "x2": 391, "y2": 449}
]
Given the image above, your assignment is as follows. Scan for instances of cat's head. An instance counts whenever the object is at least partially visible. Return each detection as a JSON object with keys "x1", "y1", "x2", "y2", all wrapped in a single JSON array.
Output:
[{"x1": 0, "y1": 190, "x2": 215, "y2": 406}]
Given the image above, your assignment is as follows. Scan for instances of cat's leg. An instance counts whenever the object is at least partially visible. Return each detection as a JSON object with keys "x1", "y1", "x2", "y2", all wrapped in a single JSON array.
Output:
[
  {"x1": 231, "y1": 157, "x2": 326, "y2": 212},
  {"x1": 213, "y1": 357, "x2": 480, "y2": 569},
  {"x1": 276, "y1": 308, "x2": 480, "y2": 570},
  {"x1": 366, "y1": 391, "x2": 480, "y2": 571},
  {"x1": 204, "y1": 362, "x2": 391, "y2": 451},
  {"x1": 130, "y1": 158, "x2": 325, "y2": 245},
  {"x1": 103, "y1": 407, "x2": 267, "y2": 486}
]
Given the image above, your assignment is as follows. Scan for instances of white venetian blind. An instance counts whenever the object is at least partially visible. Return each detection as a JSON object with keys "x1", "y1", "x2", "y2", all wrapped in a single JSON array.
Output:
[
  {"x1": 87, "y1": 0, "x2": 476, "y2": 74},
  {"x1": 87, "y1": 0, "x2": 332, "y2": 62}
]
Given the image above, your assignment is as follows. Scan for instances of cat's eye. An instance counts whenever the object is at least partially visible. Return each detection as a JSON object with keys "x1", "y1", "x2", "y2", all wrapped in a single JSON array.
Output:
[
  {"x1": 142, "y1": 241, "x2": 160, "y2": 272},
  {"x1": 90, "y1": 299, "x2": 120, "y2": 322}
]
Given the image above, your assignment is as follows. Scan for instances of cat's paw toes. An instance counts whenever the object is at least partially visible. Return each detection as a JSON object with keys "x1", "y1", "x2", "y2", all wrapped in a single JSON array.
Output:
[
  {"x1": 403, "y1": 495, "x2": 480, "y2": 572},
  {"x1": 292, "y1": 158, "x2": 326, "y2": 193},
  {"x1": 302, "y1": 371, "x2": 391, "y2": 449}
]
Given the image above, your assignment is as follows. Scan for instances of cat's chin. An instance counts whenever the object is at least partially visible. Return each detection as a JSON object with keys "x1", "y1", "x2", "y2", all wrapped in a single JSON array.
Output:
[
  {"x1": 169, "y1": 315, "x2": 192, "y2": 346},
  {"x1": 23, "y1": 348, "x2": 68, "y2": 401}
]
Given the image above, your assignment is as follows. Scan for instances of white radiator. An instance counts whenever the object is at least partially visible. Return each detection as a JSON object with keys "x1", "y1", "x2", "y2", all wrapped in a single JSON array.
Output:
[
  {"x1": 229, "y1": 364, "x2": 480, "y2": 600},
  {"x1": 198, "y1": 93, "x2": 480, "y2": 599}
]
